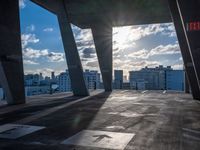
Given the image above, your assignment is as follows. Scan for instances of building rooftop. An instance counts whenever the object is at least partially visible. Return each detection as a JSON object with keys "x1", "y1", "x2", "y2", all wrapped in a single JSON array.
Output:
[{"x1": 0, "y1": 90, "x2": 200, "y2": 149}]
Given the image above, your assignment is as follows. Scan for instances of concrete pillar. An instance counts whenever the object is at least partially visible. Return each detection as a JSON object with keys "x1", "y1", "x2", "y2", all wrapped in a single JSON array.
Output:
[
  {"x1": 92, "y1": 25, "x2": 113, "y2": 91},
  {"x1": 31, "y1": 0, "x2": 89, "y2": 96},
  {"x1": 184, "y1": 71, "x2": 190, "y2": 93},
  {"x1": 168, "y1": 0, "x2": 200, "y2": 99},
  {"x1": 0, "y1": 0, "x2": 25, "y2": 104},
  {"x1": 176, "y1": 0, "x2": 200, "y2": 95},
  {"x1": 57, "y1": 16, "x2": 89, "y2": 96}
]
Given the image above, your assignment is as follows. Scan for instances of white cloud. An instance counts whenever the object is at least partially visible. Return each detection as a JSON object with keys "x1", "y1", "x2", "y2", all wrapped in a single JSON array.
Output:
[
  {"x1": 172, "y1": 64, "x2": 184, "y2": 70},
  {"x1": 23, "y1": 48, "x2": 65, "y2": 62},
  {"x1": 113, "y1": 23, "x2": 177, "y2": 56},
  {"x1": 21, "y1": 34, "x2": 39, "y2": 48},
  {"x1": 25, "y1": 68, "x2": 54, "y2": 77},
  {"x1": 47, "y1": 52, "x2": 65, "y2": 62},
  {"x1": 43, "y1": 28, "x2": 54, "y2": 32},
  {"x1": 127, "y1": 44, "x2": 180, "y2": 60},
  {"x1": 23, "y1": 48, "x2": 48, "y2": 59},
  {"x1": 149, "y1": 44, "x2": 180, "y2": 56},
  {"x1": 162, "y1": 23, "x2": 176, "y2": 37},
  {"x1": 85, "y1": 60, "x2": 99, "y2": 68},
  {"x1": 23, "y1": 60, "x2": 39, "y2": 65},
  {"x1": 26, "y1": 24, "x2": 35, "y2": 32},
  {"x1": 19, "y1": 0, "x2": 26, "y2": 9},
  {"x1": 128, "y1": 49, "x2": 149, "y2": 59}
]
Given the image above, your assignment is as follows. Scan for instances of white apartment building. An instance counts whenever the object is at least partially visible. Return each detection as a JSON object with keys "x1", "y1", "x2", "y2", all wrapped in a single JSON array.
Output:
[{"x1": 58, "y1": 70, "x2": 100, "y2": 92}]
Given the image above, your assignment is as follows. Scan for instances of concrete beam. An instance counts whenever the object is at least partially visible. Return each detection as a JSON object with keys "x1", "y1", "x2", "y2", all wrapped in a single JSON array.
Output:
[
  {"x1": 0, "y1": 0, "x2": 25, "y2": 104},
  {"x1": 92, "y1": 25, "x2": 113, "y2": 91},
  {"x1": 30, "y1": 0, "x2": 62, "y2": 14},
  {"x1": 168, "y1": 0, "x2": 200, "y2": 99}
]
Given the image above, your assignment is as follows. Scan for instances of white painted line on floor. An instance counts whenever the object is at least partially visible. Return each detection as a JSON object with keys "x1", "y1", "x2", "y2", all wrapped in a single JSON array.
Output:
[
  {"x1": 0, "y1": 124, "x2": 45, "y2": 139},
  {"x1": 163, "y1": 90, "x2": 166, "y2": 94},
  {"x1": 141, "y1": 90, "x2": 148, "y2": 94},
  {"x1": 61, "y1": 130, "x2": 135, "y2": 150}
]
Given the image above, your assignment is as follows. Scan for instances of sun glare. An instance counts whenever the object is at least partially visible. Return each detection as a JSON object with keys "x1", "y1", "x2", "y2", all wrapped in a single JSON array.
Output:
[{"x1": 113, "y1": 26, "x2": 131, "y2": 49}]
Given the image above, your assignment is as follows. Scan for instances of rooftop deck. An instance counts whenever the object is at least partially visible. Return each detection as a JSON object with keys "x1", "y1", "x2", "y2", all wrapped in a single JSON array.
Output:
[{"x1": 0, "y1": 90, "x2": 200, "y2": 150}]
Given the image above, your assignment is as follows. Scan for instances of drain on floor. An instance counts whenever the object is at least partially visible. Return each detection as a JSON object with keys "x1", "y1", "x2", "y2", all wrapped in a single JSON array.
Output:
[{"x1": 0, "y1": 124, "x2": 45, "y2": 139}]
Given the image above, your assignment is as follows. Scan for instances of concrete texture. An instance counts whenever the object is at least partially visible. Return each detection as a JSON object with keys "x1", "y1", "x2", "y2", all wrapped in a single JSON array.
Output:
[
  {"x1": 176, "y1": 0, "x2": 200, "y2": 93},
  {"x1": 58, "y1": 15, "x2": 89, "y2": 96},
  {"x1": 31, "y1": 0, "x2": 172, "y2": 28},
  {"x1": 0, "y1": 90, "x2": 200, "y2": 150},
  {"x1": 92, "y1": 25, "x2": 113, "y2": 91},
  {"x1": 168, "y1": 0, "x2": 200, "y2": 100},
  {"x1": 0, "y1": 0, "x2": 25, "y2": 105}
]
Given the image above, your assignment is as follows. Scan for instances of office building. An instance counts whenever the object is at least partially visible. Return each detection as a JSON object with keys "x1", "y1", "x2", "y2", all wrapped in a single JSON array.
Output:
[
  {"x1": 114, "y1": 70, "x2": 123, "y2": 89},
  {"x1": 166, "y1": 70, "x2": 184, "y2": 91},
  {"x1": 58, "y1": 70, "x2": 71, "y2": 92},
  {"x1": 129, "y1": 65, "x2": 183, "y2": 91},
  {"x1": 58, "y1": 70, "x2": 100, "y2": 92},
  {"x1": 24, "y1": 74, "x2": 40, "y2": 86},
  {"x1": 84, "y1": 70, "x2": 100, "y2": 90}
]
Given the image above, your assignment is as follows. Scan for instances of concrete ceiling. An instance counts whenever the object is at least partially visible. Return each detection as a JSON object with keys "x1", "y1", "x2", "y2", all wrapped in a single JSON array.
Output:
[{"x1": 31, "y1": 0, "x2": 172, "y2": 28}]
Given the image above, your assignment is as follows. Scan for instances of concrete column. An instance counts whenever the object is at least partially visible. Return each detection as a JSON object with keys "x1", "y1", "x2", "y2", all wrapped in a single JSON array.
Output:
[
  {"x1": 184, "y1": 71, "x2": 190, "y2": 93},
  {"x1": 92, "y1": 25, "x2": 113, "y2": 91},
  {"x1": 0, "y1": 0, "x2": 25, "y2": 104},
  {"x1": 168, "y1": 0, "x2": 200, "y2": 99},
  {"x1": 30, "y1": 0, "x2": 89, "y2": 96},
  {"x1": 58, "y1": 16, "x2": 89, "y2": 96},
  {"x1": 176, "y1": 0, "x2": 200, "y2": 94}
]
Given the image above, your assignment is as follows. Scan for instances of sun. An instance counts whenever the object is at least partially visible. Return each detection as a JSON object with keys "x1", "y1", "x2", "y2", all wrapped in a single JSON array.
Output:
[{"x1": 113, "y1": 26, "x2": 131, "y2": 49}]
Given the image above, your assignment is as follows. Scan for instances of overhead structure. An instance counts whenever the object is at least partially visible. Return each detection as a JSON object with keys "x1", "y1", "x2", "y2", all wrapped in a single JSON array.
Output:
[{"x1": 0, "y1": 0, "x2": 200, "y2": 105}]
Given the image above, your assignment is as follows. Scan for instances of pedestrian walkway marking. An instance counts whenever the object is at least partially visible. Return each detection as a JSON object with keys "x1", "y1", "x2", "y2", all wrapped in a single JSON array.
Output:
[
  {"x1": 0, "y1": 124, "x2": 45, "y2": 139},
  {"x1": 61, "y1": 130, "x2": 135, "y2": 150}
]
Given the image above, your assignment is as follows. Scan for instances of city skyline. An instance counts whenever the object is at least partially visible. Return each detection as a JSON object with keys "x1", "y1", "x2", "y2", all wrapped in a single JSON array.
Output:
[
  {"x1": 20, "y1": 0, "x2": 183, "y2": 77},
  {"x1": 24, "y1": 65, "x2": 183, "y2": 81}
]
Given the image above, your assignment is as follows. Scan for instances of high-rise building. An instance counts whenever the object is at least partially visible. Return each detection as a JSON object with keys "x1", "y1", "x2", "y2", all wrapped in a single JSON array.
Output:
[
  {"x1": 129, "y1": 70, "x2": 159, "y2": 90},
  {"x1": 51, "y1": 72, "x2": 55, "y2": 80},
  {"x1": 24, "y1": 74, "x2": 40, "y2": 86},
  {"x1": 39, "y1": 73, "x2": 43, "y2": 81},
  {"x1": 84, "y1": 70, "x2": 100, "y2": 90},
  {"x1": 166, "y1": 70, "x2": 184, "y2": 91},
  {"x1": 58, "y1": 69, "x2": 101, "y2": 92},
  {"x1": 114, "y1": 70, "x2": 123, "y2": 89},
  {"x1": 129, "y1": 65, "x2": 183, "y2": 91},
  {"x1": 58, "y1": 70, "x2": 71, "y2": 92}
]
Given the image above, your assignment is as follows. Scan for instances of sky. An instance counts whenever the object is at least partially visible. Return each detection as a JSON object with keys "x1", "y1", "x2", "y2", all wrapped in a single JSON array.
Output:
[{"x1": 19, "y1": 0, "x2": 183, "y2": 77}]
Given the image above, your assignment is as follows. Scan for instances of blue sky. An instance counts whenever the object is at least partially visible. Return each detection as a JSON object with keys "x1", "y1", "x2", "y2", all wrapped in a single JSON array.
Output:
[{"x1": 19, "y1": 0, "x2": 183, "y2": 77}]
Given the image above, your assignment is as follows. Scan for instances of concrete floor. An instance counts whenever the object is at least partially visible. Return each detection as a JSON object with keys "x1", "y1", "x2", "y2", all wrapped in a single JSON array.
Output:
[{"x1": 0, "y1": 90, "x2": 200, "y2": 150}]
